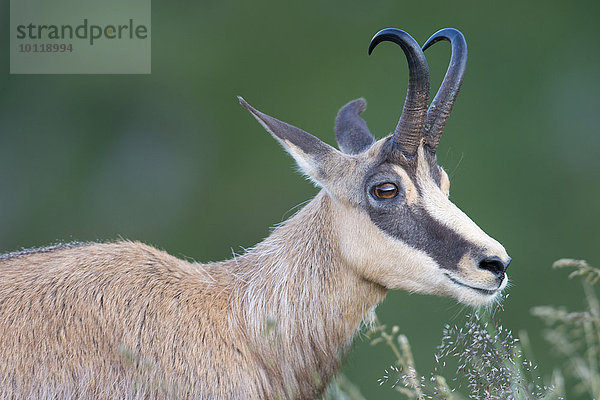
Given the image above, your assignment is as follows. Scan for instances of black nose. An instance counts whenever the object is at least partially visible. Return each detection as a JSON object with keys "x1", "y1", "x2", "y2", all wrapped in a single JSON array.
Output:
[{"x1": 478, "y1": 256, "x2": 510, "y2": 280}]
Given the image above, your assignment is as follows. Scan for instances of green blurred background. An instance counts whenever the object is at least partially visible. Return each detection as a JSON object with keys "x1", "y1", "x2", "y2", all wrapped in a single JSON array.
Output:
[{"x1": 1, "y1": 0, "x2": 599, "y2": 398}]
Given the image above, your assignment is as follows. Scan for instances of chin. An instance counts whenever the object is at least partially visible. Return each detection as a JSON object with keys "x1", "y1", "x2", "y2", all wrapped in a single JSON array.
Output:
[
  {"x1": 454, "y1": 289, "x2": 503, "y2": 307},
  {"x1": 442, "y1": 277, "x2": 508, "y2": 307}
]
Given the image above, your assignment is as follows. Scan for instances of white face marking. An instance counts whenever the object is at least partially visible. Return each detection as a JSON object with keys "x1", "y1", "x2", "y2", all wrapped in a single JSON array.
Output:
[
  {"x1": 333, "y1": 200, "x2": 446, "y2": 294},
  {"x1": 439, "y1": 168, "x2": 450, "y2": 197},
  {"x1": 331, "y1": 144, "x2": 510, "y2": 306},
  {"x1": 415, "y1": 147, "x2": 509, "y2": 262},
  {"x1": 392, "y1": 165, "x2": 418, "y2": 204},
  {"x1": 334, "y1": 199, "x2": 507, "y2": 305}
]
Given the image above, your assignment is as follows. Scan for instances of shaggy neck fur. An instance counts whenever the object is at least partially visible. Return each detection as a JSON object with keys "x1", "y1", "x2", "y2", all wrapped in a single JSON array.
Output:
[
  {"x1": 221, "y1": 190, "x2": 387, "y2": 398},
  {"x1": 0, "y1": 191, "x2": 387, "y2": 399}
]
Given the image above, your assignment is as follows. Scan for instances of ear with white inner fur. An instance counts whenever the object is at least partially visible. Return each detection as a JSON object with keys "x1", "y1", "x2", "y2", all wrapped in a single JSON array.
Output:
[
  {"x1": 239, "y1": 96, "x2": 346, "y2": 186},
  {"x1": 335, "y1": 98, "x2": 375, "y2": 154}
]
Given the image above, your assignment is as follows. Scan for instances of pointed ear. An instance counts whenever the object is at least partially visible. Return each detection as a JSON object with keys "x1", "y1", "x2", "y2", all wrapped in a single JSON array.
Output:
[
  {"x1": 239, "y1": 97, "x2": 345, "y2": 185},
  {"x1": 335, "y1": 98, "x2": 375, "y2": 154}
]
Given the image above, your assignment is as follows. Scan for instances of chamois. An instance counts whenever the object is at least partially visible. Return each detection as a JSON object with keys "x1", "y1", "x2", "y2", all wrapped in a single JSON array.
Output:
[{"x1": 0, "y1": 28, "x2": 510, "y2": 399}]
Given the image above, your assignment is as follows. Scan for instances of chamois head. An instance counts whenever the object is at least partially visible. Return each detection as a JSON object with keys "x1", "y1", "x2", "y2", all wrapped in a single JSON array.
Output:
[{"x1": 239, "y1": 28, "x2": 510, "y2": 306}]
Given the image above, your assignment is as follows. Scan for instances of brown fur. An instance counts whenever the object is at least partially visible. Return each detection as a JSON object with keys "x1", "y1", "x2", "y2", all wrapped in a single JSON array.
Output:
[
  {"x1": 0, "y1": 192, "x2": 385, "y2": 399},
  {"x1": 0, "y1": 84, "x2": 509, "y2": 398},
  {"x1": 0, "y1": 134, "x2": 509, "y2": 398}
]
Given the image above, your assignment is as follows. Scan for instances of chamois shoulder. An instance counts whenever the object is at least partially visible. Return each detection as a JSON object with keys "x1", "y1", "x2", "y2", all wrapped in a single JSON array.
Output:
[{"x1": 0, "y1": 240, "x2": 228, "y2": 315}]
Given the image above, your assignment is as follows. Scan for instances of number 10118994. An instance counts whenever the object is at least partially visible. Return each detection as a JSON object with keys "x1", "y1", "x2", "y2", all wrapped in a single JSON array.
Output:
[{"x1": 18, "y1": 44, "x2": 73, "y2": 53}]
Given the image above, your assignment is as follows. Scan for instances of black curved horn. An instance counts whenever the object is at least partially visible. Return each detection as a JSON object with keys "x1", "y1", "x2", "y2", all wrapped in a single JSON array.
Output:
[
  {"x1": 369, "y1": 28, "x2": 429, "y2": 156},
  {"x1": 422, "y1": 28, "x2": 467, "y2": 151},
  {"x1": 369, "y1": 28, "x2": 430, "y2": 157}
]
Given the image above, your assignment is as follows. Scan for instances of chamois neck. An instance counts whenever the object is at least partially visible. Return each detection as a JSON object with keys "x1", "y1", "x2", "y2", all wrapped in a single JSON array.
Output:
[{"x1": 229, "y1": 190, "x2": 386, "y2": 397}]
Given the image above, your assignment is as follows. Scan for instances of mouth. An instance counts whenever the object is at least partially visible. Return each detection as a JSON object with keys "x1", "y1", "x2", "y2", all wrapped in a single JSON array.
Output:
[{"x1": 444, "y1": 274, "x2": 499, "y2": 296}]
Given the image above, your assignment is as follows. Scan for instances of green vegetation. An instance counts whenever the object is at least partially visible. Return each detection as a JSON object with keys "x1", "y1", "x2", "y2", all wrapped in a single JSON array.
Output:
[
  {"x1": 531, "y1": 259, "x2": 600, "y2": 399},
  {"x1": 325, "y1": 260, "x2": 600, "y2": 399}
]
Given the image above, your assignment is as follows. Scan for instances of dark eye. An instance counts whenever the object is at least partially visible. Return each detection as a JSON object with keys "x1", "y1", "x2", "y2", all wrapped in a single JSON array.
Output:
[{"x1": 373, "y1": 183, "x2": 398, "y2": 199}]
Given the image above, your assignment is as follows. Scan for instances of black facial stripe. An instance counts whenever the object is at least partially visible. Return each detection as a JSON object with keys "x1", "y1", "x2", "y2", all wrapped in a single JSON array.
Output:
[
  {"x1": 367, "y1": 201, "x2": 484, "y2": 271},
  {"x1": 364, "y1": 140, "x2": 479, "y2": 268}
]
